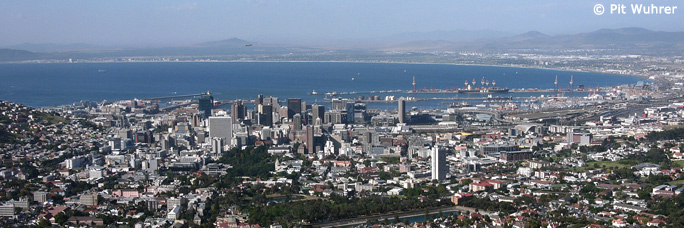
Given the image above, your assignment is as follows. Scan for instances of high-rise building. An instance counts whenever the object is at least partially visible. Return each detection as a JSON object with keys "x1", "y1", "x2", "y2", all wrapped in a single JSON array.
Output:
[
  {"x1": 431, "y1": 146, "x2": 446, "y2": 180},
  {"x1": 261, "y1": 127, "x2": 271, "y2": 140},
  {"x1": 293, "y1": 114, "x2": 302, "y2": 131},
  {"x1": 231, "y1": 101, "x2": 245, "y2": 122},
  {"x1": 279, "y1": 106, "x2": 289, "y2": 123},
  {"x1": 208, "y1": 116, "x2": 233, "y2": 142},
  {"x1": 326, "y1": 111, "x2": 343, "y2": 124},
  {"x1": 198, "y1": 91, "x2": 214, "y2": 119},
  {"x1": 306, "y1": 125, "x2": 315, "y2": 154},
  {"x1": 398, "y1": 100, "x2": 406, "y2": 124},
  {"x1": 287, "y1": 98, "x2": 302, "y2": 120},
  {"x1": 260, "y1": 104, "x2": 273, "y2": 127},
  {"x1": 256, "y1": 94, "x2": 264, "y2": 105},
  {"x1": 301, "y1": 101, "x2": 307, "y2": 117},
  {"x1": 346, "y1": 102, "x2": 355, "y2": 123},
  {"x1": 211, "y1": 137, "x2": 224, "y2": 154},
  {"x1": 264, "y1": 96, "x2": 279, "y2": 109},
  {"x1": 191, "y1": 113, "x2": 202, "y2": 127},
  {"x1": 331, "y1": 98, "x2": 345, "y2": 111},
  {"x1": 312, "y1": 104, "x2": 325, "y2": 123}
]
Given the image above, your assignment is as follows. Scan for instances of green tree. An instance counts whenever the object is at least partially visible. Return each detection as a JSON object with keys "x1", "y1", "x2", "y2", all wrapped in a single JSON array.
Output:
[{"x1": 54, "y1": 212, "x2": 68, "y2": 225}]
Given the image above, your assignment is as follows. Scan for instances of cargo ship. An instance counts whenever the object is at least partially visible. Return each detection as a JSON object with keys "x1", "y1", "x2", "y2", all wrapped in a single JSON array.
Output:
[{"x1": 458, "y1": 77, "x2": 509, "y2": 94}]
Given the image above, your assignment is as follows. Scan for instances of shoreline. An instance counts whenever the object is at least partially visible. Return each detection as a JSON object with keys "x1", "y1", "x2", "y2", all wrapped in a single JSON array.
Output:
[{"x1": 1, "y1": 59, "x2": 652, "y2": 80}]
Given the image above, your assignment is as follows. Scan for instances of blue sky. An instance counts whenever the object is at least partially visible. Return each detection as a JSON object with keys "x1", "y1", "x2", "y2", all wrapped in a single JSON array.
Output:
[{"x1": 1, "y1": 0, "x2": 682, "y2": 47}]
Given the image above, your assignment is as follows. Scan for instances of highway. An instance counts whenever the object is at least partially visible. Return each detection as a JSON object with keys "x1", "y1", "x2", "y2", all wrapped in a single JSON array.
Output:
[{"x1": 315, "y1": 205, "x2": 478, "y2": 228}]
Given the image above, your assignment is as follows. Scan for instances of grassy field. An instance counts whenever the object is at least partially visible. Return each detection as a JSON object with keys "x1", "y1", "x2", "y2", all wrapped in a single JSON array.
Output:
[
  {"x1": 668, "y1": 179, "x2": 684, "y2": 185},
  {"x1": 573, "y1": 161, "x2": 632, "y2": 171},
  {"x1": 672, "y1": 160, "x2": 684, "y2": 168},
  {"x1": 35, "y1": 112, "x2": 67, "y2": 124}
]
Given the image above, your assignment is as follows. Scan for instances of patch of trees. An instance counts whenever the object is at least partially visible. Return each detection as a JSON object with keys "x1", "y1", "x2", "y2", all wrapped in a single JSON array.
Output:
[
  {"x1": 247, "y1": 194, "x2": 451, "y2": 226},
  {"x1": 646, "y1": 127, "x2": 684, "y2": 141},
  {"x1": 461, "y1": 198, "x2": 516, "y2": 214},
  {"x1": 0, "y1": 128, "x2": 18, "y2": 144},
  {"x1": 65, "y1": 180, "x2": 96, "y2": 196},
  {"x1": 612, "y1": 167, "x2": 637, "y2": 180},
  {"x1": 651, "y1": 194, "x2": 684, "y2": 226},
  {"x1": 402, "y1": 185, "x2": 449, "y2": 198},
  {"x1": 218, "y1": 146, "x2": 274, "y2": 178}
]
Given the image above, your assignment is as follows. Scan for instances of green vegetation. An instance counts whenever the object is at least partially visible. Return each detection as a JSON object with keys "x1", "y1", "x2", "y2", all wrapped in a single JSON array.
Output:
[
  {"x1": 650, "y1": 193, "x2": 684, "y2": 226},
  {"x1": 402, "y1": 185, "x2": 449, "y2": 198},
  {"x1": 461, "y1": 198, "x2": 516, "y2": 214},
  {"x1": 672, "y1": 160, "x2": 684, "y2": 168},
  {"x1": 668, "y1": 179, "x2": 684, "y2": 185},
  {"x1": 576, "y1": 147, "x2": 671, "y2": 172},
  {"x1": 575, "y1": 161, "x2": 631, "y2": 171},
  {"x1": 33, "y1": 111, "x2": 67, "y2": 125},
  {"x1": 380, "y1": 156, "x2": 400, "y2": 164},
  {"x1": 646, "y1": 127, "x2": 684, "y2": 141},
  {"x1": 218, "y1": 146, "x2": 274, "y2": 178},
  {"x1": 247, "y1": 194, "x2": 451, "y2": 226},
  {"x1": 0, "y1": 129, "x2": 18, "y2": 145}
]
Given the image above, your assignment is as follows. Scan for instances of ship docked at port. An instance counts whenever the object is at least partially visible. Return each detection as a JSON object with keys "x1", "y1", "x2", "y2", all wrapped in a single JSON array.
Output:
[
  {"x1": 458, "y1": 77, "x2": 509, "y2": 94},
  {"x1": 409, "y1": 76, "x2": 509, "y2": 94}
]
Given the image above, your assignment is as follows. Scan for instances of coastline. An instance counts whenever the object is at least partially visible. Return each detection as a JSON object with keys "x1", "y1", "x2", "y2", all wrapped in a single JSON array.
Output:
[{"x1": 0, "y1": 59, "x2": 653, "y2": 81}]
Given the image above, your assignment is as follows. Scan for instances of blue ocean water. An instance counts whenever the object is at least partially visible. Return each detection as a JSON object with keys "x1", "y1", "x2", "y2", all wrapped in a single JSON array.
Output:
[{"x1": 0, "y1": 62, "x2": 644, "y2": 108}]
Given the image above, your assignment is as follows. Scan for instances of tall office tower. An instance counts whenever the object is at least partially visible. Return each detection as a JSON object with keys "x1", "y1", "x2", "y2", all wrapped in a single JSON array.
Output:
[
  {"x1": 211, "y1": 137, "x2": 224, "y2": 154},
  {"x1": 306, "y1": 125, "x2": 315, "y2": 154},
  {"x1": 287, "y1": 98, "x2": 302, "y2": 120},
  {"x1": 331, "y1": 98, "x2": 345, "y2": 111},
  {"x1": 345, "y1": 102, "x2": 355, "y2": 124},
  {"x1": 398, "y1": 100, "x2": 406, "y2": 124},
  {"x1": 363, "y1": 131, "x2": 372, "y2": 144},
  {"x1": 245, "y1": 110, "x2": 254, "y2": 121},
  {"x1": 264, "y1": 96, "x2": 280, "y2": 109},
  {"x1": 256, "y1": 94, "x2": 264, "y2": 105},
  {"x1": 301, "y1": 101, "x2": 307, "y2": 115},
  {"x1": 312, "y1": 104, "x2": 325, "y2": 123},
  {"x1": 256, "y1": 104, "x2": 263, "y2": 114},
  {"x1": 208, "y1": 116, "x2": 233, "y2": 142},
  {"x1": 260, "y1": 104, "x2": 273, "y2": 127},
  {"x1": 198, "y1": 91, "x2": 214, "y2": 119},
  {"x1": 231, "y1": 101, "x2": 245, "y2": 122},
  {"x1": 431, "y1": 146, "x2": 446, "y2": 181},
  {"x1": 326, "y1": 111, "x2": 343, "y2": 124},
  {"x1": 191, "y1": 113, "x2": 203, "y2": 127},
  {"x1": 279, "y1": 106, "x2": 289, "y2": 123},
  {"x1": 302, "y1": 101, "x2": 310, "y2": 125},
  {"x1": 293, "y1": 114, "x2": 302, "y2": 131},
  {"x1": 261, "y1": 127, "x2": 271, "y2": 140}
]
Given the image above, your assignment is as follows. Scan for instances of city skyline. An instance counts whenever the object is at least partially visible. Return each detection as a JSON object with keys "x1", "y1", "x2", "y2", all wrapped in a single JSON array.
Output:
[{"x1": 2, "y1": 1, "x2": 684, "y2": 227}]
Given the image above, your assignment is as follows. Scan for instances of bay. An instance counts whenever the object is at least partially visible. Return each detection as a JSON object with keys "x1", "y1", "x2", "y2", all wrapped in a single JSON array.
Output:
[{"x1": 0, "y1": 62, "x2": 644, "y2": 109}]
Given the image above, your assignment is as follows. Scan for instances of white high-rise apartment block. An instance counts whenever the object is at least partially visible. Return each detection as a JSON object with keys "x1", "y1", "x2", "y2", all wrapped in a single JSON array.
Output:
[{"x1": 431, "y1": 146, "x2": 446, "y2": 180}]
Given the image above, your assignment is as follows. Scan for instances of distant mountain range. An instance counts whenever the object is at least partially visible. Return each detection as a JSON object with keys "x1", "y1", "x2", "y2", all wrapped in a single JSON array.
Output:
[
  {"x1": 385, "y1": 27, "x2": 684, "y2": 53},
  {"x1": 383, "y1": 29, "x2": 514, "y2": 44},
  {"x1": 0, "y1": 48, "x2": 39, "y2": 61},
  {"x1": 193, "y1": 38, "x2": 252, "y2": 47},
  {"x1": 1, "y1": 27, "x2": 683, "y2": 62},
  {"x1": 5, "y1": 43, "x2": 109, "y2": 52}
]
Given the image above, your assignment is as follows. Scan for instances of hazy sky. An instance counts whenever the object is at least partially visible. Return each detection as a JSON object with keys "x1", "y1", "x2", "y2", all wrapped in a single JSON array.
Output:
[{"x1": 2, "y1": 0, "x2": 683, "y2": 47}]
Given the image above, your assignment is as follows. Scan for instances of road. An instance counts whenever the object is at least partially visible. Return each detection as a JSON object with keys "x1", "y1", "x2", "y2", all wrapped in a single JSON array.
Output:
[{"x1": 315, "y1": 205, "x2": 478, "y2": 228}]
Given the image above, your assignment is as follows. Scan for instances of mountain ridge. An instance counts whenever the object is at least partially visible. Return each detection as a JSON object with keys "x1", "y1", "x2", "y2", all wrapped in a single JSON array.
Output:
[{"x1": 2, "y1": 27, "x2": 683, "y2": 61}]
